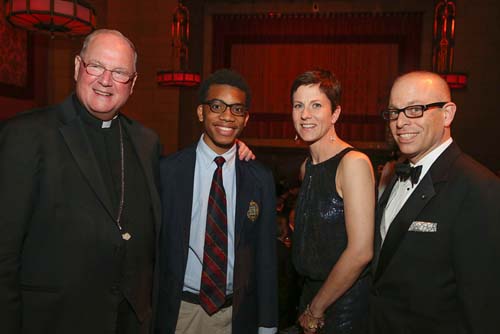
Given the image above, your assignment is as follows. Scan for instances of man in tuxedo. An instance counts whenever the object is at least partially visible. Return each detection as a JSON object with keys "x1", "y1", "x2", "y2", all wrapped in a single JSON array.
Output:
[
  {"x1": 155, "y1": 69, "x2": 278, "y2": 334},
  {"x1": 370, "y1": 71, "x2": 500, "y2": 333},
  {"x1": 0, "y1": 29, "x2": 161, "y2": 334}
]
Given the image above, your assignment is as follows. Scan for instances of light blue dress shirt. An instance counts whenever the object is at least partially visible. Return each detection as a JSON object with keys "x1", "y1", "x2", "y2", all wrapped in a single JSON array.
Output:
[{"x1": 183, "y1": 135, "x2": 237, "y2": 294}]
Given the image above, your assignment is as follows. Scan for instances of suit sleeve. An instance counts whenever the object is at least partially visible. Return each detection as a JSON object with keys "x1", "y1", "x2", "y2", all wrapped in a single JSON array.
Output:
[
  {"x1": 0, "y1": 118, "x2": 40, "y2": 333},
  {"x1": 452, "y1": 173, "x2": 500, "y2": 333},
  {"x1": 256, "y1": 168, "x2": 278, "y2": 327}
]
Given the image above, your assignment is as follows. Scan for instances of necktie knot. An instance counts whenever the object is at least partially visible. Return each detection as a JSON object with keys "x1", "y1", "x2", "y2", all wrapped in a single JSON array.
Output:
[
  {"x1": 395, "y1": 163, "x2": 422, "y2": 186},
  {"x1": 214, "y1": 156, "x2": 225, "y2": 168}
]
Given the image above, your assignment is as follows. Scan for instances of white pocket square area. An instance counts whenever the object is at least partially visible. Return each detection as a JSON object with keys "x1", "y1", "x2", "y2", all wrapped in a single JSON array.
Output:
[{"x1": 408, "y1": 221, "x2": 438, "y2": 232}]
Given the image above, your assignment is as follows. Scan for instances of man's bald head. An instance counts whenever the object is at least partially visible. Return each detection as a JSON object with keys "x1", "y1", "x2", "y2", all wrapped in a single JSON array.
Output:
[
  {"x1": 390, "y1": 71, "x2": 451, "y2": 107},
  {"x1": 387, "y1": 71, "x2": 456, "y2": 164}
]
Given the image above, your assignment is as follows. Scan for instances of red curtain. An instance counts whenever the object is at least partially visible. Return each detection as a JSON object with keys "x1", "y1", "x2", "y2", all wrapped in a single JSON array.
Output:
[{"x1": 212, "y1": 12, "x2": 422, "y2": 143}]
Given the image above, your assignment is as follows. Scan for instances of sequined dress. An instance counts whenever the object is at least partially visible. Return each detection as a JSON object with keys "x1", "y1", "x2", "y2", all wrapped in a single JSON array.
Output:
[{"x1": 292, "y1": 148, "x2": 369, "y2": 334}]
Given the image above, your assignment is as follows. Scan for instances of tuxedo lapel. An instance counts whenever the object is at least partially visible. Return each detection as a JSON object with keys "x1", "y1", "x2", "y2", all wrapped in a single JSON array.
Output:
[
  {"x1": 373, "y1": 175, "x2": 398, "y2": 272},
  {"x1": 374, "y1": 175, "x2": 435, "y2": 281},
  {"x1": 379, "y1": 176, "x2": 398, "y2": 210},
  {"x1": 58, "y1": 100, "x2": 115, "y2": 220}
]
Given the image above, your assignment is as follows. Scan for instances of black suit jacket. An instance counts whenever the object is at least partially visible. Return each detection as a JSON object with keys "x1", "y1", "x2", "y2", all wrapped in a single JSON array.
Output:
[
  {"x1": 370, "y1": 142, "x2": 500, "y2": 334},
  {"x1": 0, "y1": 95, "x2": 161, "y2": 334},
  {"x1": 155, "y1": 144, "x2": 278, "y2": 334}
]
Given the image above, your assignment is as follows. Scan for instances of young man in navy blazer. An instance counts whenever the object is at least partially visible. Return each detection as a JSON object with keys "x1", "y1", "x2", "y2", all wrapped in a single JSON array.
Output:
[{"x1": 155, "y1": 69, "x2": 278, "y2": 334}]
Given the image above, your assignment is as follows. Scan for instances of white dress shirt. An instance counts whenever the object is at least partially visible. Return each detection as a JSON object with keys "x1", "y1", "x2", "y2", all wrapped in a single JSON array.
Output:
[{"x1": 380, "y1": 138, "x2": 453, "y2": 242}]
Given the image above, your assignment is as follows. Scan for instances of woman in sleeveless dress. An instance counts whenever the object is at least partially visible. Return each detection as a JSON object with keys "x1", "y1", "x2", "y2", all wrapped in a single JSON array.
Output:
[{"x1": 290, "y1": 70, "x2": 375, "y2": 334}]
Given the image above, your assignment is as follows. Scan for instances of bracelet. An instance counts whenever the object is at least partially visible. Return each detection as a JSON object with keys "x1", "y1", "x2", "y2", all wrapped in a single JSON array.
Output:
[
  {"x1": 305, "y1": 304, "x2": 324, "y2": 320},
  {"x1": 304, "y1": 304, "x2": 325, "y2": 331}
]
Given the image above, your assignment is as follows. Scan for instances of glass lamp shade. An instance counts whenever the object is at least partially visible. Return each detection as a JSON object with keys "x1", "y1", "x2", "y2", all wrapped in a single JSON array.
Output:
[
  {"x1": 5, "y1": 0, "x2": 96, "y2": 36},
  {"x1": 157, "y1": 70, "x2": 201, "y2": 87}
]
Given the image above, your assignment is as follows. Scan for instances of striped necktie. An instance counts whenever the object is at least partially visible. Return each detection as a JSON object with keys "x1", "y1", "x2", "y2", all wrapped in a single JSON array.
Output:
[{"x1": 200, "y1": 156, "x2": 228, "y2": 315}]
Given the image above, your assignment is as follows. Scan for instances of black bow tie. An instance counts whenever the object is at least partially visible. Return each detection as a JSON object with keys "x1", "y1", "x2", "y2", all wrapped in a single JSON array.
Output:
[{"x1": 395, "y1": 163, "x2": 422, "y2": 186}]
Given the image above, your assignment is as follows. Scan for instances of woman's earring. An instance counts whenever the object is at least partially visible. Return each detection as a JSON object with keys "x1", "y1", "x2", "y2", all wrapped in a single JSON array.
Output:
[
  {"x1": 294, "y1": 134, "x2": 299, "y2": 141},
  {"x1": 329, "y1": 126, "x2": 335, "y2": 142}
]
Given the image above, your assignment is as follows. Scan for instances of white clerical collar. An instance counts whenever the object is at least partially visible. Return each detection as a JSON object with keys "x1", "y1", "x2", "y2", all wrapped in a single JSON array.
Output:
[{"x1": 101, "y1": 114, "x2": 120, "y2": 129}]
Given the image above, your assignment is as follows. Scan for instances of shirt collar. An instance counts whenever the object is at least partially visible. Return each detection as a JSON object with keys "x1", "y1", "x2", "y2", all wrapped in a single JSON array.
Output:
[
  {"x1": 411, "y1": 137, "x2": 453, "y2": 178},
  {"x1": 196, "y1": 134, "x2": 237, "y2": 169}
]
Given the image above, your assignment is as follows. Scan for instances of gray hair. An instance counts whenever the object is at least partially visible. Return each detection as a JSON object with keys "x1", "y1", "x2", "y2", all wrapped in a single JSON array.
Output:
[{"x1": 80, "y1": 29, "x2": 137, "y2": 69}]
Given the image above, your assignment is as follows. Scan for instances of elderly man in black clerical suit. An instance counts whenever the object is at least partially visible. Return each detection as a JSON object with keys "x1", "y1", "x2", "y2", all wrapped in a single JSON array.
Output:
[
  {"x1": 370, "y1": 71, "x2": 500, "y2": 334},
  {"x1": 155, "y1": 69, "x2": 278, "y2": 334},
  {"x1": 0, "y1": 29, "x2": 160, "y2": 334}
]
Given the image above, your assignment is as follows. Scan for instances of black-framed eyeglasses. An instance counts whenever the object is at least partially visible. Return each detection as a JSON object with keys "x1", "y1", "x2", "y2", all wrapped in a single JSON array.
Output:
[
  {"x1": 78, "y1": 56, "x2": 136, "y2": 84},
  {"x1": 381, "y1": 102, "x2": 447, "y2": 121},
  {"x1": 202, "y1": 99, "x2": 248, "y2": 117}
]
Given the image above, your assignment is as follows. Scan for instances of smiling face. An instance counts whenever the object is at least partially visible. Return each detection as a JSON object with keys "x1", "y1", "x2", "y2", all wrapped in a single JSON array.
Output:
[
  {"x1": 74, "y1": 32, "x2": 137, "y2": 120},
  {"x1": 292, "y1": 83, "x2": 340, "y2": 146},
  {"x1": 197, "y1": 84, "x2": 249, "y2": 154},
  {"x1": 389, "y1": 72, "x2": 456, "y2": 164}
]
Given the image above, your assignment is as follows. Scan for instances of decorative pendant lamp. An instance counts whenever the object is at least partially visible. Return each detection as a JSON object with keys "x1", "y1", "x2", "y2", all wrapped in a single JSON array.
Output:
[
  {"x1": 4, "y1": 0, "x2": 96, "y2": 36},
  {"x1": 432, "y1": 0, "x2": 467, "y2": 89},
  {"x1": 157, "y1": 0, "x2": 200, "y2": 87}
]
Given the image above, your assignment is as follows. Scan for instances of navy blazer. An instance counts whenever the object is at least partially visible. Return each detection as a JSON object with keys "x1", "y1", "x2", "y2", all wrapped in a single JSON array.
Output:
[
  {"x1": 370, "y1": 142, "x2": 500, "y2": 334},
  {"x1": 155, "y1": 144, "x2": 278, "y2": 334}
]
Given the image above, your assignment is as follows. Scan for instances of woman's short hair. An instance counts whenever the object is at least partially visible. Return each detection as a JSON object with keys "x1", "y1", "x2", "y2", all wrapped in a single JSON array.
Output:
[{"x1": 290, "y1": 69, "x2": 341, "y2": 110}]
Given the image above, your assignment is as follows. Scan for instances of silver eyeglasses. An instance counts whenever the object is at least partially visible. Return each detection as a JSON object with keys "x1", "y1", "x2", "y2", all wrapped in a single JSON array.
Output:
[{"x1": 79, "y1": 56, "x2": 136, "y2": 84}]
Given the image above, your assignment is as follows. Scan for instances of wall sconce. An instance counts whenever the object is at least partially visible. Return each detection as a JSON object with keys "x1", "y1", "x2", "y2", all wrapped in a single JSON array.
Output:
[
  {"x1": 157, "y1": 0, "x2": 200, "y2": 87},
  {"x1": 432, "y1": 0, "x2": 467, "y2": 89}
]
